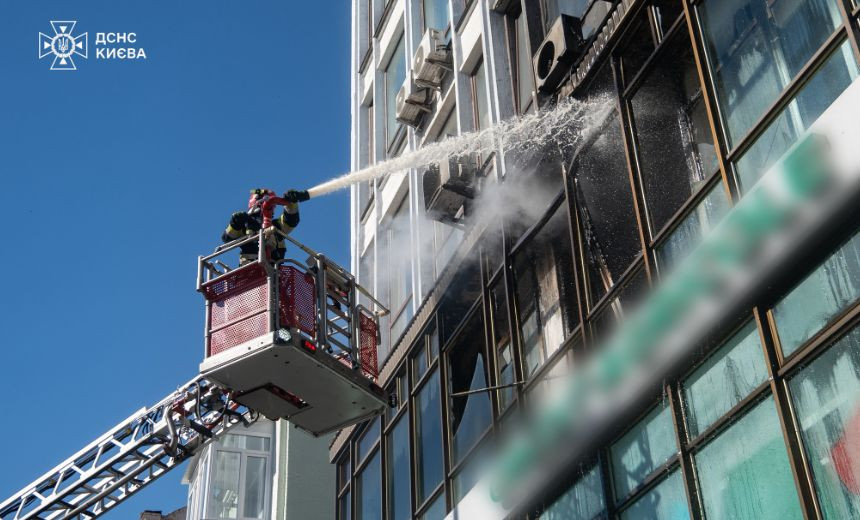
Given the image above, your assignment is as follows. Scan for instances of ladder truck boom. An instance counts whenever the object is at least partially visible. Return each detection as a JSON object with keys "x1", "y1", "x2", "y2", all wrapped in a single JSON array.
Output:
[
  {"x1": 1, "y1": 197, "x2": 389, "y2": 519},
  {"x1": 0, "y1": 377, "x2": 256, "y2": 520}
]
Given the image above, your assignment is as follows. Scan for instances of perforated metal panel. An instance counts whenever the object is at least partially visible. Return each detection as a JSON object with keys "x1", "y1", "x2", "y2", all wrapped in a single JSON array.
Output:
[
  {"x1": 359, "y1": 311, "x2": 379, "y2": 380},
  {"x1": 279, "y1": 265, "x2": 317, "y2": 337},
  {"x1": 204, "y1": 263, "x2": 270, "y2": 357}
]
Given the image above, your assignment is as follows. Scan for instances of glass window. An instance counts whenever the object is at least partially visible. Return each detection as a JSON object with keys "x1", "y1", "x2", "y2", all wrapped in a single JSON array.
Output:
[
  {"x1": 574, "y1": 110, "x2": 642, "y2": 305},
  {"x1": 385, "y1": 36, "x2": 406, "y2": 147},
  {"x1": 683, "y1": 321, "x2": 767, "y2": 437},
  {"x1": 415, "y1": 369, "x2": 444, "y2": 504},
  {"x1": 656, "y1": 183, "x2": 730, "y2": 275},
  {"x1": 359, "y1": 101, "x2": 374, "y2": 215},
  {"x1": 513, "y1": 13, "x2": 534, "y2": 113},
  {"x1": 698, "y1": 0, "x2": 842, "y2": 145},
  {"x1": 360, "y1": 242, "x2": 374, "y2": 308},
  {"x1": 514, "y1": 205, "x2": 578, "y2": 375},
  {"x1": 619, "y1": 470, "x2": 689, "y2": 520},
  {"x1": 789, "y1": 326, "x2": 860, "y2": 519},
  {"x1": 423, "y1": 0, "x2": 449, "y2": 30},
  {"x1": 357, "y1": 418, "x2": 380, "y2": 463},
  {"x1": 387, "y1": 416, "x2": 411, "y2": 520},
  {"x1": 610, "y1": 403, "x2": 677, "y2": 500},
  {"x1": 389, "y1": 197, "x2": 412, "y2": 319},
  {"x1": 539, "y1": 465, "x2": 606, "y2": 520},
  {"x1": 631, "y1": 33, "x2": 719, "y2": 236},
  {"x1": 590, "y1": 269, "x2": 649, "y2": 343},
  {"x1": 221, "y1": 434, "x2": 270, "y2": 452},
  {"x1": 490, "y1": 279, "x2": 515, "y2": 411},
  {"x1": 694, "y1": 396, "x2": 803, "y2": 519},
  {"x1": 356, "y1": 451, "x2": 382, "y2": 520},
  {"x1": 244, "y1": 456, "x2": 267, "y2": 519},
  {"x1": 735, "y1": 41, "x2": 859, "y2": 192},
  {"x1": 773, "y1": 230, "x2": 860, "y2": 357},
  {"x1": 653, "y1": 0, "x2": 683, "y2": 35},
  {"x1": 210, "y1": 451, "x2": 241, "y2": 519},
  {"x1": 339, "y1": 490, "x2": 351, "y2": 520},
  {"x1": 452, "y1": 442, "x2": 491, "y2": 503},
  {"x1": 419, "y1": 493, "x2": 446, "y2": 520},
  {"x1": 618, "y1": 13, "x2": 656, "y2": 85},
  {"x1": 472, "y1": 60, "x2": 491, "y2": 131},
  {"x1": 338, "y1": 455, "x2": 351, "y2": 491},
  {"x1": 448, "y1": 313, "x2": 492, "y2": 464}
]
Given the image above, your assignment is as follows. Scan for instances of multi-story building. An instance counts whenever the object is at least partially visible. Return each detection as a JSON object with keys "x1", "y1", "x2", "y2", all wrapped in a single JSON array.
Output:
[
  {"x1": 337, "y1": 0, "x2": 860, "y2": 519},
  {"x1": 182, "y1": 419, "x2": 334, "y2": 519}
]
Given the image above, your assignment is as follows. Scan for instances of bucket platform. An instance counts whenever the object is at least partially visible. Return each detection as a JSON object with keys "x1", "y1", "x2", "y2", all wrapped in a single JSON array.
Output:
[{"x1": 196, "y1": 229, "x2": 388, "y2": 436}]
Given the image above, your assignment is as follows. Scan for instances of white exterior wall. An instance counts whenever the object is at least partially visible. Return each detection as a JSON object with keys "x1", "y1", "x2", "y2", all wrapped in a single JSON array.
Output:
[{"x1": 350, "y1": 0, "x2": 517, "y2": 360}]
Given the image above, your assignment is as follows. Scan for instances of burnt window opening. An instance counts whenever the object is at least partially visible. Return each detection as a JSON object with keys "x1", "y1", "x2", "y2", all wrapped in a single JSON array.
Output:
[
  {"x1": 630, "y1": 33, "x2": 718, "y2": 238},
  {"x1": 573, "y1": 109, "x2": 642, "y2": 307},
  {"x1": 447, "y1": 311, "x2": 492, "y2": 464},
  {"x1": 514, "y1": 204, "x2": 579, "y2": 376}
]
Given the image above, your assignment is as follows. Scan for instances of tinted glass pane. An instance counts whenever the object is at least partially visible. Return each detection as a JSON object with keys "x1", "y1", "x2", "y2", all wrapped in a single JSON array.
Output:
[
  {"x1": 540, "y1": 465, "x2": 606, "y2": 520},
  {"x1": 735, "y1": 42, "x2": 859, "y2": 192},
  {"x1": 419, "y1": 493, "x2": 446, "y2": 520},
  {"x1": 516, "y1": 14, "x2": 534, "y2": 112},
  {"x1": 385, "y1": 37, "x2": 406, "y2": 145},
  {"x1": 210, "y1": 451, "x2": 240, "y2": 519},
  {"x1": 619, "y1": 14, "x2": 656, "y2": 85},
  {"x1": 699, "y1": 0, "x2": 841, "y2": 145},
  {"x1": 656, "y1": 183, "x2": 730, "y2": 275},
  {"x1": 416, "y1": 370, "x2": 444, "y2": 503},
  {"x1": 357, "y1": 452, "x2": 382, "y2": 520},
  {"x1": 632, "y1": 33, "x2": 718, "y2": 236},
  {"x1": 610, "y1": 403, "x2": 677, "y2": 500},
  {"x1": 695, "y1": 396, "x2": 802, "y2": 519},
  {"x1": 497, "y1": 342, "x2": 515, "y2": 411},
  {"x1": 449, "y1": 313, "x2": 492, "y2": 463},
  {"x1": 619, "y1": 470, "x2": 690, "y2": 520},
  {"x1": 575, "y1": 112, "x2": 642, "y2": 305},
  {"x1": 387, "y1": 417, "x2": 410, "y2": 520},
  {"x1": 773, "y1": 230, "x2": 860, "y2": 356},
  {"x1": 452, "y1": 442, "x2": 491, "y2": 503},
  {"x1": 339, "y1": 490, "x2": 351, "y2": 520},
  {"x1": 244, "y1": 456, "x2": 267, "y2": 519},
  {"x1": 683, "y1": 321, "x2": 768, "y2": 436},
  {"x1": 789, "y1": 327, "x2": 860, "y2": 518},
  {"x1": 358, "y1": 418, "x2": 380, "y2": 463},
  {"x1": 338, "y1": 456, "x2": 351, "y2": 490},
  {"x1": 423, "y1": 0, "x2": 449, "y2": 30},
  {"x1": 474, "y1": 61, "x2": 490, "y2": 131}
]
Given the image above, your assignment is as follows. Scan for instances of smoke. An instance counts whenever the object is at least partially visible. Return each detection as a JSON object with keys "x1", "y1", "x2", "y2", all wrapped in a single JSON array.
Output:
[{"x1": 307, "y1": 95, "x2": 613, "y2": 198}]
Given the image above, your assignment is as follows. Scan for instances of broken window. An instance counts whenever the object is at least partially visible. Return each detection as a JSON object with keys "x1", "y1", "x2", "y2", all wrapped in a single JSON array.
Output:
[
  {"x1": 513, "y1": 204, "x2": 578, "y2": 376},
  {"x1": 630, "y1": 33, "x2": 718, "y2": 237},
  {"x1": 573, "y1": 110, "x2": 642, "y2": 306},
  {"x1": 447, "y1": 311, "x2": 492, "y2": 464}
]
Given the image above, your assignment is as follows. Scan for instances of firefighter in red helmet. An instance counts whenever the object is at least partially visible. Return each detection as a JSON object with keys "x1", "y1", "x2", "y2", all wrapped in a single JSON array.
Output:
[{"x1": 222, "y1": 188, "x2": 310, "y2": 263}]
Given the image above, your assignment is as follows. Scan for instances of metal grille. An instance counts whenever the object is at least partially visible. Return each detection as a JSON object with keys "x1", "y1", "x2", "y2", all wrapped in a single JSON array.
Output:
[
  {"x1": 210, "y1": 313, "x2": 269, "y2": 356},
  {"x1": 201, "y1": 263, "x2": 267, "y2": 302},
  {"x1": 359, "y1": 311, "x2": 379, "y2": 380},
  {"x1": 204, "y1": 264, "x2": 270, "y2": 357},
  {"x1": 279, "y1": 265, "x2": 317, "y2": 337}
]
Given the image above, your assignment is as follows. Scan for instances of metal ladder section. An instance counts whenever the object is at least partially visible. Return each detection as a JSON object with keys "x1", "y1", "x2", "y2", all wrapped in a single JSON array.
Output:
[{"x1": 0, "y1": 377, "x2": 256, "y2": 520}]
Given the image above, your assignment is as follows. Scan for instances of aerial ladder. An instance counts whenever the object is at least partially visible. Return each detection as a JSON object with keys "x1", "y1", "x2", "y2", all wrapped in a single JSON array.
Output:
[{"x1": 0, "y1": 196, "x2": 389, "y2": 520}]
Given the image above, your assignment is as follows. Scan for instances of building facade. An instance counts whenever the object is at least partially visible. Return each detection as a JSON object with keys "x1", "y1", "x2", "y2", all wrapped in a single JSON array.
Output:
[
  {"x1": 338, "y1": 0, "x2": 860, "y2": 519},
  {"x1": 183, "y1": 419, "x2": 334, "y2": 520}
]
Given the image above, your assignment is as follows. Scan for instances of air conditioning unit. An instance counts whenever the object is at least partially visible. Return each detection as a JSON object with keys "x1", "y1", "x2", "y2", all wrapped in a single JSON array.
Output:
[
  {"x1": 396, "y1": 75, "x2": 432, "y2": 128},
  {"x1": 412, "y1": 29, "x2": 452, "y2": 89},
  {"x1": 490, "y1": 0, "x2": 519, "y2": 14},
  {"x1": 533, "y1": 14, "x2": 585, "y2": 94},
  {"x1": 422, "y1": 156, "x2": 476, "y2": 223}
]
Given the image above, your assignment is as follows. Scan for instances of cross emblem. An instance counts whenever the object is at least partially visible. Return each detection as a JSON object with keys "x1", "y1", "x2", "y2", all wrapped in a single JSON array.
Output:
[{"x1": 39, "y1": 21, "x2": 88, "y2": 71}]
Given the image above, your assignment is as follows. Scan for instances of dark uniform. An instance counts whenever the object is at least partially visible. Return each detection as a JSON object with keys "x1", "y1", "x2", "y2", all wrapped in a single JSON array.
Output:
[{"x1": 222, "y1": 189, "x2": 306, "y2": 262}]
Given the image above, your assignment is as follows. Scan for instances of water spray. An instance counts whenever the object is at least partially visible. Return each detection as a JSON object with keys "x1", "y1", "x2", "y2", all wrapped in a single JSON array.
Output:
[{"x1": 303, "y1": 96, "x2": 613, "y2": 199}]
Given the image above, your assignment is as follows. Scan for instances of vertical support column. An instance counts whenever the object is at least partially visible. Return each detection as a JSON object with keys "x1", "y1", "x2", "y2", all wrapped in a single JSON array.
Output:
[{"x1": 316, "y1": 256, "x2": 330, "y2": 354}]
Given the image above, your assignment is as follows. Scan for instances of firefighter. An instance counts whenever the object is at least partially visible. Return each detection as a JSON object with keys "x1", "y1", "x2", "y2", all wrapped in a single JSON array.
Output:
[{"x1": 222, "y1": 188, "x2": 310, "y2": 263}]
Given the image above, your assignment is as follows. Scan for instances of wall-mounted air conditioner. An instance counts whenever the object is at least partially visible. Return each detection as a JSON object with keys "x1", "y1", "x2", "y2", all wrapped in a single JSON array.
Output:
[
  {"x1": 396, "y1": 74, "x2": 432, "y2": 128},
  {"x1": 533, "y1": 14, "x2": 585, "y2": 94},
  {"x1": 412, "y1": 29, "x2": 452, "y2": 90},
  {"x1": 490, "y1": 0, "x2": 519, "y2": 14},
  {"x1": 422, "y1": 156, "x2": 476, "y2": 224}
]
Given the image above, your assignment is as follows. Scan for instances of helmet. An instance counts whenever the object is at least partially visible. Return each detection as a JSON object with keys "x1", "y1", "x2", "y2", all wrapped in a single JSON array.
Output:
[{"x1": 248, "y1": 188, "x2": 276, "y2": 212}]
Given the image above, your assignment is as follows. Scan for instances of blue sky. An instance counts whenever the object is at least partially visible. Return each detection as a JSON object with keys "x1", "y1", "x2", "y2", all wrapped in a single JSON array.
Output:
[{"x1": 0, "y1": 1, "x2": 351, "y2": 515}]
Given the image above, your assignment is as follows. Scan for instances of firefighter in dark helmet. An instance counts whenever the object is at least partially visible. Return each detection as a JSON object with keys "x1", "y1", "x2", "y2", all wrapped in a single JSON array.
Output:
[{"x1": 222, "y1": 188, "x2": 310, "y2": 263}]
